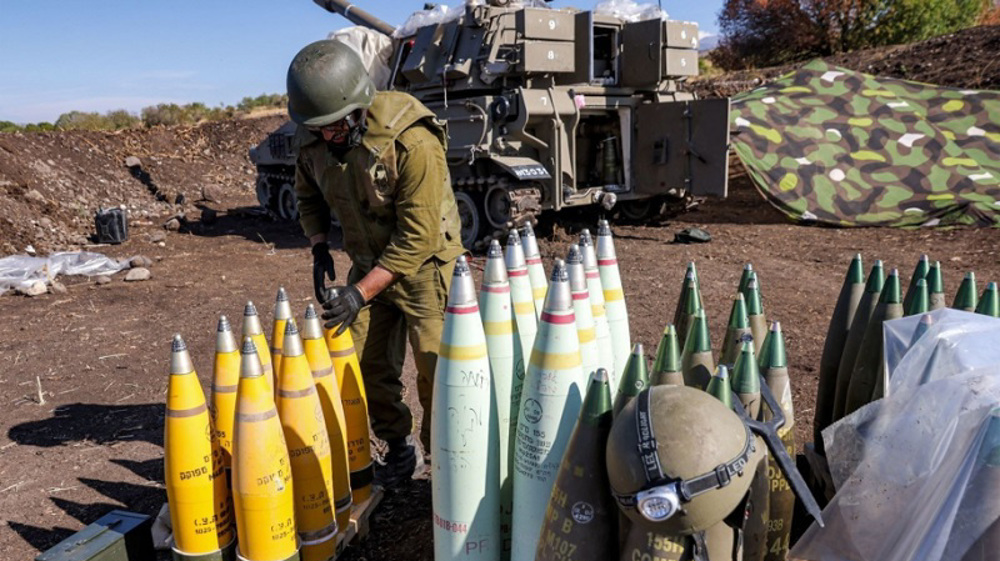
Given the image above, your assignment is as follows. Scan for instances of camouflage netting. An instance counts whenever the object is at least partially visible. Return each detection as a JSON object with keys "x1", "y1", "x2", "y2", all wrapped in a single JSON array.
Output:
[{"x1": 731, "y1": 60, "x2": 1000, "y2": 227}]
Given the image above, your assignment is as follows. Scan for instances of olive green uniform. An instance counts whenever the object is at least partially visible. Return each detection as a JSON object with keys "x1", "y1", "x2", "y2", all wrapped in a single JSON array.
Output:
[{"x1": 295, "y1": 91, "x2": 465, "y2": 449}]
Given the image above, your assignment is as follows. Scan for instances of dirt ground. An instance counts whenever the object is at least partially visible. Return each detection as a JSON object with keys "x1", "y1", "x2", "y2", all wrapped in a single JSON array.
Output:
[
  {"x1": 3, "y1": 169, "x2": 1000, "y2": 560},
  {"x1": 3, "y1": 26, "x2": 1000, "y2": 561}
]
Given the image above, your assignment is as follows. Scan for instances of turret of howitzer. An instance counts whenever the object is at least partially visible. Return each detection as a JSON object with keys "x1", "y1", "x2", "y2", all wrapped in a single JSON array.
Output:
[{"x1": 311, "y1": 0, "x2": 396, "y2": 36}]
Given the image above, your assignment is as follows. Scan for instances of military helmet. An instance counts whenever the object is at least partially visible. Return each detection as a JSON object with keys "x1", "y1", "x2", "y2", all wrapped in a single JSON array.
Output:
[
  {"x1": 606, "y1": 385, "x2": 760, "y2": 535},
  {"x1": 286, "y1": 39, "x2": 375, "y2": 127}
]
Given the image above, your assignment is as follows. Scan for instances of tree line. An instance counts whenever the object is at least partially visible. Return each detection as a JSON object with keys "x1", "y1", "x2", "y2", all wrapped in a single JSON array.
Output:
[
  {"x1": 0, "y1": 93, "x2": 288, "y2": 133},
  {"x1": 713, "y1": 0, "x2": 999, "y2": 70}
]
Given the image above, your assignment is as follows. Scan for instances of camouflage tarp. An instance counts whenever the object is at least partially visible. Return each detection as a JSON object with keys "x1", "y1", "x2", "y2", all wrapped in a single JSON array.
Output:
[{"x1": 731, "y1": 59, "x2": 1000, "y2": 227}]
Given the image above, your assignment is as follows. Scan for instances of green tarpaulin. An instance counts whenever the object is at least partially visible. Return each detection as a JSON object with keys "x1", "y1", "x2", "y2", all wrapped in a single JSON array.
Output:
[{"x1": 731, "y1": 60, "x2": 1000, "y2": 227}]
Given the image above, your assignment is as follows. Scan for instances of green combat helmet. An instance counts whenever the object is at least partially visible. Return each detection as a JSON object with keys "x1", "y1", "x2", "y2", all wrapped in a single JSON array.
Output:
[
  {"x1": 286, "y1": 39, "x2": 375, "y2": 128},
  {"x1": 606, "y1": 385, "x2": 825, "y2": 542},
  {"x1": 606, "y1": 385, "x2": 759, "y2": 536}
]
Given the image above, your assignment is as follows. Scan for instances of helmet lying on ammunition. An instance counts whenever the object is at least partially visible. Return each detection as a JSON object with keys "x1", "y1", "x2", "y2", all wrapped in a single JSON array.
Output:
[
  {"x1": 606, "y1": 385, "x2": 763, "y2": 535},
  {"x1": 286, "y1": 39, "x2": 375, "y2": 128}
]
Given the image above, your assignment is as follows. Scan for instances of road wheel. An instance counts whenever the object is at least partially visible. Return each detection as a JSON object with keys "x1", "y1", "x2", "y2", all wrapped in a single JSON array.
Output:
[
  {"x1": 454, "y1": 191, "x2": 482, "y2": 249},
  {"x1": 277, "y1": 182, "x2": 299, "y2": 221}
]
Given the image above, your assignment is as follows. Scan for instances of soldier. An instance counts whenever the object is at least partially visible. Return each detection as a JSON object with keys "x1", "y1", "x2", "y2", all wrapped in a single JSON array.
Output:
[{"x1": 286, "y1": 39, "x2": 465, "y2": 487}]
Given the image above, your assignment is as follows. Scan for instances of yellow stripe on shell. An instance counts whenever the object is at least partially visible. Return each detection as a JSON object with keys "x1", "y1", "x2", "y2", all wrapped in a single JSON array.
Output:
[
  {"x1": 439, "y1": 342, "x2": 488, "y2": 361},
  {"x1": 591, "y1": 305, "x2": 606, "y2": 317},
  {"x1": 529, "y1": 350, "x2": 582, "y2": 370},
  {"x1": 603, "y1": 288, "x2": 625, "y2": 302},
  {"x1": 483, "y1": 321, "x2": 514, "y2": 336},
  {"x1": 577, "y1": 328, "x2": 596, "y2": 344},
  {"x1": 513, "y1": 301, "x2": 535, "y2": 315},
  {"x1": 532, "y1": 287, "x2": 547, "y2": 300}
]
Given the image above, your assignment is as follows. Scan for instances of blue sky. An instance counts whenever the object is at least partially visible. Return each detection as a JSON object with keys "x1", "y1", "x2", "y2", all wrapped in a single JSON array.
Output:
[{"x1": 0, "y1": 0, "x2": 723, "y2": 124}]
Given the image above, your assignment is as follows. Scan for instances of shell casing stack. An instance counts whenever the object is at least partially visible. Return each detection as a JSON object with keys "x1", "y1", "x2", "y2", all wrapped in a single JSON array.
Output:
[
  {"x1": 324, "y1": 322, "x2": 373, "y2": 505},
  {"x1": 302, "y1": 305, "x2": 352, "y2": 538},
  {"x1": 276, "y1": 320, "x2": 337, "y2": 561},
  {"x1": 233, "y1": 337, "x2": 298, "y2": 561},
  {"x1": 432, "y1": 255, "x2": 501, "y2": 561},
  {"x1": 512, "y1": 259, "x2": 584, "y2": 561},
  {"x1": 844, "y1": 268, "x2": 902, "y2": 413},
  {"x1": 166, "y1": 335, "x2": 235, "y2": 560},
  {"x1": 596, "y1": 220, "x2": 631, "y2": 381},
  {"x1": 579, "y1": 229, "x2": 617, "y2": 392},
  {"x1": 831, "y1": 261, "x2": 884, "y2": 423},
  {"x1": 521, "y1": 221, "x2": 548, "y2": 320},
  {"x1": 480, "y1": 240, "x2": 523, "y2": 557}
]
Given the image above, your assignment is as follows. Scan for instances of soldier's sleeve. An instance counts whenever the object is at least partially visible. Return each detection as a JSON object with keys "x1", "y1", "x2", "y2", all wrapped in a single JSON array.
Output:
[
  {"x1": 294, "y1": 147, "x2": 332, "y2": 239},
  {"x1": 376, "y1": 126, "x2": 448, "y2": 277}
]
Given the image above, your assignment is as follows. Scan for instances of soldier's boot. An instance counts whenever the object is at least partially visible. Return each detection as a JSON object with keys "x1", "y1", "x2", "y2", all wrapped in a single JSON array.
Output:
[{"x1": 374, "y1": 435, "x2": 424, "y2": 489}]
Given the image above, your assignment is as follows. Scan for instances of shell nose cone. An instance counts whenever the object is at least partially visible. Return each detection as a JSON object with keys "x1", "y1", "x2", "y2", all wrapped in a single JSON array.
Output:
[
  {"x1": 566, "y1": 244, "x2": 582, "y2": 264},
  {"x1": 484, "y1": 242, "x2": 509, "y2": 285},
  {"x1": 216, "y1": 316, "x2": 238, "y2": 353},
  {"x1": 282, "y1": 319, "x2": 304, "y2": 357},
  {"x1": 566, "y1": 245, "x2": 587, "y2": 292},
  {"x1": 544, "y1": 259, "x2": 572, "y2": 312},
  {"x1": 244, "y1": 301, "x2": 258, "y2": 317},
  {"x1": 596, "y1": 222, "x2": 616, "y2": 259},
  {"x1": 240, "y1": 337, "x2": 263, "y2": 378},
  {"x1": 579, "y1": 228, "x2": 593, "y2": 247},
  {"x1": 505, "y1": 231, "x2": 526, "y2": 269},
  {"x1": 448, "y1": 255, "x2": 478, "y2": 307},
  {"x1": 274, "y1": 287, "x2": 292, "y2": 320},
  {"x1": 302, "y1": 305, "x2": 325, "y2": 340},
  {"x1": 170, "y1": 334, "x2": 194, "y2": 374}
]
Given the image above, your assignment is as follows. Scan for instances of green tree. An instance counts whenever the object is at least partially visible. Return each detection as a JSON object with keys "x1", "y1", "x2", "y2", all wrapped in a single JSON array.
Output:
[{"x1": 0, "y1": 121, "x2": 21, "y2": 133}]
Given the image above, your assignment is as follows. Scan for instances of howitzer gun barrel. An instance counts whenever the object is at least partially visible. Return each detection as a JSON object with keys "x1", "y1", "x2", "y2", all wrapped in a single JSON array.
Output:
[{"x1": 312, "y1": 0, "x2": 396, "y2": 36}]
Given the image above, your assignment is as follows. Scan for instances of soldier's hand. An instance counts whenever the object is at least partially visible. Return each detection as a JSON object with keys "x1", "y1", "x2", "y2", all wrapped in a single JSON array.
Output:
[
  {"x1": 322, "y1": 284, "x2": 366, "y2": 335},
  {"x1": 312, "y1": 242, "x2": 336, "y2": 304}
]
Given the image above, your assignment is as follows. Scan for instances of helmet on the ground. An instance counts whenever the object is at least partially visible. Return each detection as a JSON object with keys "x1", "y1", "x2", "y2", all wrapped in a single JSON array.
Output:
[
  {"x1": 606, "y1": 385, "x2": 761, "y2": 535},
  {"x1": 286, "y1": 39, "x2": 375, "y2": 127}
]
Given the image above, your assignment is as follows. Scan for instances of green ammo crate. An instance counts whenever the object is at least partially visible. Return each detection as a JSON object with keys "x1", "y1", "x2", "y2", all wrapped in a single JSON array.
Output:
[{"x1": 36, "y1": 510, "x2": 154, "y2": 561}]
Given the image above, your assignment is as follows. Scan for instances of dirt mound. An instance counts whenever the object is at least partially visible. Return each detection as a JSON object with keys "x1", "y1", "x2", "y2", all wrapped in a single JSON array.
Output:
[
  {"x1": 692, "y1": 25, "x2": 1000, "y2": 99},
  {"x1": 0, "y1": 115, "x2": 286, "y2": 256}
]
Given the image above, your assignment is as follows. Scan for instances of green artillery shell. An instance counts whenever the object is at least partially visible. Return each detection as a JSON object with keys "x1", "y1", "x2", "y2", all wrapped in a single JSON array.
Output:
[
  {"x1": 619, "y1": 522, "x2": 694, "y2": 561},
  {"x1": 905, "y1": 278, "x2": 929, "y2": 316},
  {"x1": 597, "y1": 220, "x2": 632, "y2": 380},
  {"x1": 976, "y1": 282, "x2": 1000, "y2": 318},
  {"x1": 744, "y1": 440, "x2": 771, "y2": 561},
  {"x1": 705, "y1": 365, "x2": 734, "y2": 409},
  {"x1": 732, "y1": 340, "x2": 762, "y2": 420},
  {"x1": 613, "y1": 344, "x2": 649, "y2": 417},
  {"x1": 507, "y1": 229, "x2": 537, "y2": 414},
  {"x1": 761, "y1": 322, "x2": 796, "y2": 561},
  {"x1": 567, "y1": 244, "x2": 600, "y2": 388},
  {"x1": 580, "y1": 229, "x2": 617, "y2": 392},
  {"x1": 521, "y1": 221, "x2": 548, "y2": 320},
  {"x1": 744, "y1": 274, "x2": 767, "y2": 355},
  {"x1": 481, "y1": 240, "x2": 523, "y2": 557},
  {"x1": 432, "y1": 255, "x2": 501, "y2": 561},
  {"x1": 651, "y1": 324, "x2": 684, "y2": 387},
  {"x1": 831, "y1": 261, "x2": 884, "y2": 424},
  {"x1": 953, "y1": 272, "x2": 978, "y2": 312},
  {"x1": 902, "y1": 254, "x2": 930, "y2": 313},
  {"x1": 721, "y1": 292, "x2": 752, "y2": 369},
  {"x1": 512, "y1": 260, "x2": 584, "y2": 561},
  {"x1": 927, "y1": 261, "x2": 946, "y2": 311},
  {"x1": 909, "y1": 313, "x2": 935, "y2": 348},
  {"x1": 536, "y1": 369, "x2": 616, "y2": 561},
  {"x1": 681, "y1": 309, "x2": 715, "y2": 390},
  {"x1": 738, "y1": 263, "x2": 754, "y2": 296},
  {"x1": 844, "y1": 268, "x2": 902, "y2": 415},
  {"x1": 814, "y1": 254, "x2": 864, "y2": 449},
  {"x1": 674, "y1": 270, "x2": 702, "y2": 355}
]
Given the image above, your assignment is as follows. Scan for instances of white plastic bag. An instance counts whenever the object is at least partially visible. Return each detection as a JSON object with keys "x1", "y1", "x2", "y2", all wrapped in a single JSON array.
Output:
[
  {"x1": 793, "y1": 309, "x2": 1000, "y2": 561},
  {"x1": 328, "y1": 27, "x2": 395, "y2": 90},
  {"x1": 594, "y1": 0, "x2": 667, "y2": 22},
  {"x1": 0, "y1": 252, "x2": 129, "y2": 295}
]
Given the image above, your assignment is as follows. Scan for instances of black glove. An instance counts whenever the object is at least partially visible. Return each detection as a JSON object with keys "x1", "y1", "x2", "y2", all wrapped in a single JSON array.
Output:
[
  {"x1": 322, "y1": 285, "x2": 366, "y2": 335},
  {"x1": 312, "y1": 242, "x2": 335, "y2": 305}
]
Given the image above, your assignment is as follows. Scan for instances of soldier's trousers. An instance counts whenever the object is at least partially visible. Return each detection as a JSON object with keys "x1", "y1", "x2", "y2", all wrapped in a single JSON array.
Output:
[{"x1": 349, "y1": 257, "x2": 456, "y2": 451}]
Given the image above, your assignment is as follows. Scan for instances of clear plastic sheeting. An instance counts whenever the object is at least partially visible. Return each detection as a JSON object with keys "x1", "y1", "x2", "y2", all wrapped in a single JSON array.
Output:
[
  {"x1": 0, "y1": 252, "x2": 129, "y2": 295},
  {"x1": 393, "y1": 0, "x2": 482, "y2": 38},
  {"x1": 793, "y1": 309, "x2": 1000, "y2": 561},
  {"x1": 328, "y1": 27, "x2": 395, "y2": 89},
  {"x1": 594, "y1": 0, "x2": 668, "y2": 21}
]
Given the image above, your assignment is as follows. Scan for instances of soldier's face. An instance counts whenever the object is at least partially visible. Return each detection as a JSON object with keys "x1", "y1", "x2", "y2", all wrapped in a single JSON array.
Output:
[{"x1": 311, "y1": 109, "x2": 366, "y2": 146}]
